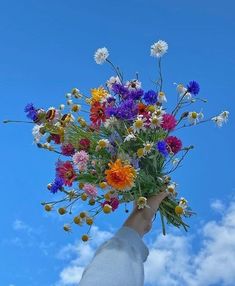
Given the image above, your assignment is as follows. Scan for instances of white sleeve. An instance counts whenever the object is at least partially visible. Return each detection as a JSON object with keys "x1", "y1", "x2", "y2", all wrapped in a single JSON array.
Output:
[{"x1": 79, "y1": 226, "x2": 149, "y2": 286}]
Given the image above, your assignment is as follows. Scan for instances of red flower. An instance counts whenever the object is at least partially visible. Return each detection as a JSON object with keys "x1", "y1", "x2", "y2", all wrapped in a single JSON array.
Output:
[
  {"x1": 90, "y1": 102, "x2": 106, "y2": 127},
  {"x1": 101, "y1": 197, "x2": 119, "y2": 211},
  {"x1": 79, "y1": 138, "x2": 91, "y2": 151},
  {"x1": 138, "y1": 103, "x2": 148, "y2": 116},
  {"x1": 166, "y1": 136, "x2": 182, "y2": 154},
  {"x1": 50, "y1": 134, "x2": 61, "y2": 144},
  {"x1": 56, "y1": 161, "x2": 77, "y2": 186},
  {"x1": 61, "y1": 143, "x2": 75, "y2": 156},
  {"x1": 161, "y1": 114, "x2": 177, "y2": 131}
]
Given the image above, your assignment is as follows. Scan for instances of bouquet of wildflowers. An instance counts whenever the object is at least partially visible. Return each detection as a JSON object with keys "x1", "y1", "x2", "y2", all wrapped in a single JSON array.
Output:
[{"x1": 5, "y1": 40, "x2": 229, "y2": 241}]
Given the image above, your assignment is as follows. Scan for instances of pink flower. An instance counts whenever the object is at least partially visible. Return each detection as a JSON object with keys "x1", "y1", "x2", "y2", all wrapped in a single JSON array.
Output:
[
  {"x1": 79, "y1": 138, "x2": 91, "y2": 151},
  {"x1": 166, "y1": 136, "x2": 182, "y2": 154},
  {"x1": 61, "y1": 143, "x2": 75, "y2": 156},
  {"x1": 56, "y1": 161, "x2": 77, "y2": 186},
  {"x1": 161, "y1": 114, "x2": 177, "y2": 131},
  {"x1": 72, "y1": 151, "x2": 89, "y2": 171},
  {"x1": 83, "y1": 184, "x2": 97, "y2": 198}
]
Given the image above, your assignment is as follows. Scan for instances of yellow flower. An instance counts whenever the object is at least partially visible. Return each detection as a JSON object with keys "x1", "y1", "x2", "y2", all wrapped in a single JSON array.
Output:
[
  {"x1": 105, "y1": 159, "x2": 136, "y2": 191},
  {"x1": 99, "y1": 182, "x2": 107, "y2": 189},
  {"x1": 91, "y1": 87, "x2": 108, "y2": 103},
  {"x1": 137, "y1": 197, "x2": 148, "y2": 209},
  {"x1": 175, "y1": 205, "x2": 184, "y2": 215},
  {"x1": 137, "y1": 148, "x2": 145, "y2": 158}
]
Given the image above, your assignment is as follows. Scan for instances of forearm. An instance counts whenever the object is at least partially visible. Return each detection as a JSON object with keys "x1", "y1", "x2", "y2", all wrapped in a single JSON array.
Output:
[{"x1": 123, "y1": 192, "x2": 168, "y2": 237}]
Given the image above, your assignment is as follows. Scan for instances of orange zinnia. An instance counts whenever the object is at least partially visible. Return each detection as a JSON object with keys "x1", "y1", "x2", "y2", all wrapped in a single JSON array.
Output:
[{"x1": 105, "y1": 159, "x2": 136, "y2": 191}]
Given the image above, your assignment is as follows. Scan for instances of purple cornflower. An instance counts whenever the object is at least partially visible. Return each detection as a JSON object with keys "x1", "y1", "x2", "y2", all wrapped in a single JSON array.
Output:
[
  {"x1": 143, "y1": 90, "x2": 158, "y2": 104},
  {"x1": 156, "y1": 140, "x2": 168, "y2": 157},
  {"x1": 50, "y1": 177, "x2": 64, "y2": 194},
  {"x1": 105, "y1": 106, "x2": 118, "y2": 117},
  {"x1": 116, "y1": 99, "x2": 138, "y2": 120},
  {"x1": 129, "y1": 89, "x2": 144, "y2": 100},
  {"x1": 109, "y1": 131, "x2": 122, "y2": 146},
  {"x1": 187, "y1": 81, "x2": 200, "y2": 95},
  {"x1": 111, "y1": 83, "x2": 129, "y2": 98},
  {"x1": 24, "y1": 103, "x2": 38, "y2": 121}
]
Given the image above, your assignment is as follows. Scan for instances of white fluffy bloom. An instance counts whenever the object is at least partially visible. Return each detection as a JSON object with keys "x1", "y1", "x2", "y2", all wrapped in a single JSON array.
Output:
[
  {"x1": 188, "y1": 111, "x2": 204, "y2": 125},
  {"x1": 94, "y1": 47, "x2": 109, "y2": 64},
  {"x1": 106, "y1": 76, "x2": 121, "y2": 89},
  {"x1": 32, "y1": 124, "x2": 43, "y2": 143},
  {"x1": 150, "y1": 40, "x2": 168, "y2": 58},
  {"x1": 212, "y1": 111, "x2": 229, "y2": 127},
  {"x1": 124, "y1": 133, "x2": 136, "y2": 142},
  {"x1": 157, "y1": 91, "x2": 167, "y2": 103},
  {"x1": 125, "y1": 79, "x2": 142, "y2": 90}
]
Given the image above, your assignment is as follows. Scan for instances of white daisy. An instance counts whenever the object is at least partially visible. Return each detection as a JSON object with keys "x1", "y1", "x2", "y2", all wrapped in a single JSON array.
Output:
[
  {"x1": 212, "y1": 111, "x2": 229, "y2": 127},
  {"x1": 167, "y1": 183, "x2": 177, "y2": 196},
  {"x1": 154, "y1": 106, "x2": 166, "y2": 117},
  {"x1": 149, "y1": 114, "x2": 162, "y2": 129},
  {"x1": 106, "y1": 76, "x2": 121, "y2": 89},
  {"x1": 125, "y1": 79, "x2": 142, "y2": 90},
  {"x1": 176, "y1": 83, "x2": 191, "y2": 99},
  {"x1": 157, "y1": 91, "x2": 167, "y2": 103},
  {"x1": 124, "y1": 133, "x2": 136, "y2": 142},
  {"x1": 94, "y1": 47, "x2": 109, "y2": 64},
  {"x1": 150, "y1": 40, "x2": 168, "y2": 58},
  {"x1": 103, "y1": 116, "x2": 118, "y2": 129},
  {"x1": 133, "y1": 115, "x2": 147, "y2": 133},
  {"x1": 188, "y1": 111, "x2": 204, "y2": 125},
  {"x1": 143, "y1": 142, "x2": 154, "y2": 154}
]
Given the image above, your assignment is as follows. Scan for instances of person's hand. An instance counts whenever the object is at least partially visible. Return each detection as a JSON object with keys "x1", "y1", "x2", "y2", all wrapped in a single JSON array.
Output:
[{"x1": 123, "y1": 191, "x2": 169, "y2": 237}]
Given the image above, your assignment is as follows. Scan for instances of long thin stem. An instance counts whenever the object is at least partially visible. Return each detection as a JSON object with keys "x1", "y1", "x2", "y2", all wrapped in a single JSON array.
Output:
[{"x1": 106, "y1": 59, "x2": 123, "y2": 83}]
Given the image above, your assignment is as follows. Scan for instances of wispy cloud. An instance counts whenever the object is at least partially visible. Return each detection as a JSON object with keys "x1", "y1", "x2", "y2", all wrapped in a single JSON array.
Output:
[{"x1": 54, "y1": 198, "x2": 235, "y2": 286}]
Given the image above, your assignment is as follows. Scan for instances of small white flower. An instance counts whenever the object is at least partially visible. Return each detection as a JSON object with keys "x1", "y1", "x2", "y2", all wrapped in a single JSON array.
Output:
[
  {"x1": 133, "y1": 115, "x2": 147, "y2": 133},
  {"x1": 212, "y1": 111, "x2": 229, "y2": 127},
  {"x1": 179, "y1": 197, "x2": 188, "y2": 207},
  {"x1": 32, "y1": 124, "x2": 43, "y2": 143},
  {"x1": 157, "y1": 91, "x2": 167, "y2": 103},
  {"x1": 124, "y1": 133, "x2": 136, "y2": 142},
  {"x1": 94, "y1": 47, "x2": 109, "y2": 64},
  {"x1": 66, "y1": 93, "x2": 72, "y2": 99},
  {"x1": 167, "y1": 183, "x2": 177, "y2": 196},
  {"x1": 104, "y1": 116, "x2": 118, "y2": 129},
  {"x1": 154, "y1": 106, "x2": 166, "y2": 117},
  {"x1": 125, "y1": 79, "x2": 142, "y2": 90},
  {"x1": 188, "y1": 111, "x2": 204, "y2": 125},
  {"x1": 143, "y1": 142, "x2": 154, "y2": 154},
  {"x1": 150, "y1": 40, "x2": 168, "y2": 58},
  {"x1": 149, "y1": 114, "x2": 162, "y2": 129},
  {"x1": 67, "y1": 99, "x2": 73, "y2": 105},
  {"x1": 176, "y1": 83, "x2": 191, "y2": 99},
  {"x1": 106, "y1": 76, "x2": 121, "y2": 89},
  {"x1": 96, "y1": 139, "x2": 110, "y2": 151}
]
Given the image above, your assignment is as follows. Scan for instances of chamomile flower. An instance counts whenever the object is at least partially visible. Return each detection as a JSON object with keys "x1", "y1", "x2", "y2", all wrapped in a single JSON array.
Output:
[
  {"x1": 143, "y1": 142, "x2": 154, "y2": 154},
  {"x1": 125, "y1": 79, "x2": 142, "y2": 90},
  {"x1": 32, "y1": 124, "x2": 44, "y2": 143},
  {"x1": 103, "y1": 116, "x2": 118, "y2": 129},
  {"x1": 124, "y1": 133, "x2": 136, "y2": 142},
  {"x1": 212, "y1": 111, "x2": 229, "y2": 127},
  {"x1": 167, "y1": 183, "x2": 177, "y2": 196},
  {"x1": 176, "y1": 83, "x2": 191, "y2": 99},
  {"x1": 188, "y1": 111, "x2": 204, "y2": 125},
  {"x1": 149, "y1": 115, "x2": 162, "y2": 129},
  {"x1": 133, "y1": 115, "x2": 147, "y2": 133},
  {"x1": 175, "y1": 197, "x2": 188, "y2": 215},
  {"x1": 136, "y1": 196, "x2": 148, "y2": 209},
  {"x1": 94, "y1": 47, "x2": 109, "y2": 64},
  {"x1": 150, "y1": 40, "x2": 168, "y2": 58},
  {"x1": 97, "y1": 139, "x2": 110, "y2": 150},
  {"x1": 154, "y1": 106, "x2": 166, "y2": 117},
  {"x1": 158, "y1": 91, "x2": 167, "y2": 103}
]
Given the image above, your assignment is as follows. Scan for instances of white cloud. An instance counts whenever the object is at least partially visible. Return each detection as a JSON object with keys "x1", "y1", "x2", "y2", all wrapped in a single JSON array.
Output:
[
  {"x1": 55, "y1": 226, "x2": 113, "y2": 286},
  {"x1": 210, "y1": 199, "x2": 225, "y2": 213},
  {"x1": 13, "y1": 219, "x2": 32, "y2": 233},
  {"x1": 54, "y1": 199, "x2": 235, "y2": 286}
]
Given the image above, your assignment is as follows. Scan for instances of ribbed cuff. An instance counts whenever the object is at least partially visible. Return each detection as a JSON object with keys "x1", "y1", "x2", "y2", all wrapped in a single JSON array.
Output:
[{"x1": 114, "y1": 226, "x2": 149, "y2": 262}]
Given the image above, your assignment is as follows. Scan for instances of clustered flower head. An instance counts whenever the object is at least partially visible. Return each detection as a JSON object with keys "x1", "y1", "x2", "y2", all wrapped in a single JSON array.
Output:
[{"x1": 20, "y1": 39, "x2": 229, "y2": 240}]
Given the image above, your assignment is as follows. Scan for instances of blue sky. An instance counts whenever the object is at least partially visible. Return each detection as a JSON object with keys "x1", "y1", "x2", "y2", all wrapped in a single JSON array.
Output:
[{"x1": 0, "y1": 1, "x2": 234, "y2": 285}]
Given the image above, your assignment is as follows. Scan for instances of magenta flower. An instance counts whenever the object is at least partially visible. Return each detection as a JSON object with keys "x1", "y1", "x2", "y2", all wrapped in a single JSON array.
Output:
[
  {"x1": 166, "y1": 136, "x2": 182, "y2": 154},
  {"x1": 161, "y1": 114, "x2": 177, "y2": 131},
  {"x1": 61, "y1": 143, "x2": 75, "y2": 156},
  {"x1": 56, "y1": 161, "x2": 77, "y2": 186}
]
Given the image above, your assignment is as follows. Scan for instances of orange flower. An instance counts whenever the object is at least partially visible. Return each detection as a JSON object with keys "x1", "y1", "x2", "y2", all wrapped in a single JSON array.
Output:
[{"x1": 105, "y1": 159, "x2": 136, "y2": 191}]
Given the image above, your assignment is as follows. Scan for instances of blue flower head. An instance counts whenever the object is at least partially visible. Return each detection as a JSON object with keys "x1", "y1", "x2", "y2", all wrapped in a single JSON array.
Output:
[
  {"x1": 156, "y1": 140, "x2": 168, "y2": 157},
  {"x1": 24, "y1": 103, "x2": 38, "y2": 121},
  {"x1": 50, "y1": 177, "x2": 64, "y2": 194},
  {"x1": 116, "y1": 99, "x2": 138, "y2": 120},
  {"x1": 187, "y1": 81, "x2": 200, "y2": 95},
  {"x1": 143, "y1": 90, "x2": 158, "y2": 104}
]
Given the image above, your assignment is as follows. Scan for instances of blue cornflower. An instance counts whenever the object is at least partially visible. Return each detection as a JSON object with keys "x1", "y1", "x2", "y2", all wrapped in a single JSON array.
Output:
[
  {"x1": 187, "y1": 81, "x2": 200, "y2": 95},
  {"x1": 50, "y1": 177, "x2": 64, "y2": 194},
  {"x1": 109, "y1": 131, "x2": 122, "y2": 146},
  {"x1": 24, "y1": 103, "x2": 38, "y2": 121},
  {"x1": 116, "y1": 99, "x2": 138, "y2": 120},
  {"x1": 129, "y1": 89, "x2": 144, "y2": 100},
  {"x1": 143, "y1": 90, "x2": 158, "y2": 104},
  {"x1": 105, "y1": 106, "x2": 118, "y2": 117},
  {"x1": 156, "y1": 140, "x2": 168, "y2": 157}
]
